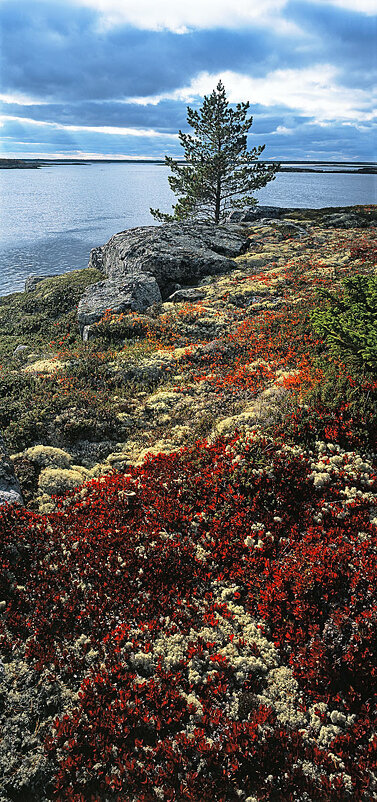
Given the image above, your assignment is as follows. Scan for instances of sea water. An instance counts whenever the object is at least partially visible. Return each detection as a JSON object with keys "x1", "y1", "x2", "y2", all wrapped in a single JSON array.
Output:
[{"x1": 0, "y1": 162, "x2": 375, "y2": 296}]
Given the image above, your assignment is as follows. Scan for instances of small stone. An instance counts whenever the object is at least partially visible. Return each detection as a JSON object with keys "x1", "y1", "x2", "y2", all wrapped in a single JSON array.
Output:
[{"x1": 24, "y1": 274, "x2": 55, "y2": 292}]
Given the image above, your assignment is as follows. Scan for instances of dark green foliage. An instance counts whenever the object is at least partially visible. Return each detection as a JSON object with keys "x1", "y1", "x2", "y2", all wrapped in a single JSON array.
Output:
[
  {"x1": 311, "y1": 273, "x2": 377, "y2": 373},
  {"x1": 0, "y1": 268, "x2": 102, "y2": 358},
  {"x1": 150, "y1": 80, "x2": 279, "y2": 224}
]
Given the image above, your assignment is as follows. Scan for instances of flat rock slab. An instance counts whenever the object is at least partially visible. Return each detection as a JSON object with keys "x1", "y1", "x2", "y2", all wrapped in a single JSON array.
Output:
[
  {"x1": 321, "y1": 212, "x2": 373, "y2": 228},
  {"x1": 167, "y1": 287, "x2": 207, "y2": 303},
  {"x1": 228, "y1": 206, "x2": 293, "y2": 221}
]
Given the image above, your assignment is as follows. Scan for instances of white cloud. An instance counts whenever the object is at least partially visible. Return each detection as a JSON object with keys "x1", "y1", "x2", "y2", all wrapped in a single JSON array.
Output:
[
  {"x1": 66, "y1": 0, "x2": 377, "y2": 32},
  {"x1": 0, "y1": 116, "x2": 179, "y2": 138},
  {"x1": 272, "y1": 125, "x2": 294, "y2": 134},
  {"x1": 0, "y1": 150, "x2": 167, "y2": 160},
  {"x1": 127, "y1": 66, "x2": 376, "y2": 123},
  {"x1": 0, "y1": 93, "x2": 48, "y2": 106},
  {"x1": 67, "y1": 0, "x2": 296, "y2": 33}
]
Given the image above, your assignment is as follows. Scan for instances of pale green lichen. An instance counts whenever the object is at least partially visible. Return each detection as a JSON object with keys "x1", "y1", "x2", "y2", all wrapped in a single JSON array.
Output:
[
  {"x1": 38, "y1": 466, "x2": 88, "y2": 496},
  {"x1": 22, "y1": 445, "x2": 73, "y2": 469}
]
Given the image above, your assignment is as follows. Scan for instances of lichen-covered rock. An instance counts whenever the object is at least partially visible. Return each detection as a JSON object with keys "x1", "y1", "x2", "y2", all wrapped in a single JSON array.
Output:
[
  {"x1": 167, "y1": 287, "x2": 207, "y2": 303},
  {"x1": 321, "y1": 211, "x2": 373, "y2": 228},
  {"x1": 228, "y1": 205, "x2": 293, "y2": 222},
  {"x1": 88, "y1": 221, "x2": 249, "y2": 291},
  {"x1": 0, "y1": 434, "x2": 23, "y2": 507}
]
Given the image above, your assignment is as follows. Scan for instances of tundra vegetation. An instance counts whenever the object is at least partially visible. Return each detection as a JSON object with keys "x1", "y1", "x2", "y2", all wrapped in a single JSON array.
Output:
[{"x1": 0, "y1": 206, "x2": 376, "y2": 801}]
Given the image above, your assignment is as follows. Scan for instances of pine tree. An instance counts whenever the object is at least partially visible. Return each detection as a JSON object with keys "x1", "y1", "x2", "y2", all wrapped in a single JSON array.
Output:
[{"x1": 150, "y1": 80, "x2": 279, "y2": 225}]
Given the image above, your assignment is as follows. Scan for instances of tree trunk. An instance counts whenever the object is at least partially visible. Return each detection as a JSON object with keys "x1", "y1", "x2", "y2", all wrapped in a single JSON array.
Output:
[{"x1": 215, "y1": 175, "x2": 221, "y2": 224}]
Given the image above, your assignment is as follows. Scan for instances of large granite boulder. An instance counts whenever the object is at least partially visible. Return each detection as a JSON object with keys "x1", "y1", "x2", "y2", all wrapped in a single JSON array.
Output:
[
  {"x1": 78, "y1": 221, "x2": 250, "y2": 337},
  {"x1": 77, "y1": 273, "x2": 162, "y2": 334},
  {"x1": 87, "y1": 221, "x2": 250, "y2": 292},
  {"x1": 0, "y1": 434, "x2": 23, "y2": 507}
]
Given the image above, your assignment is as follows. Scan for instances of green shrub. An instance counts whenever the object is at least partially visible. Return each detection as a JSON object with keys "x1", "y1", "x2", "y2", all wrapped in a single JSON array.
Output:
[{"x1": 311, "y1": 273, "x2": 377, "y2": 373}]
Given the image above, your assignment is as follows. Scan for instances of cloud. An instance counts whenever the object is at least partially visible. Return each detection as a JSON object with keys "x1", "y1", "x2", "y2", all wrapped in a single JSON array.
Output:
[
  {"x1": 301, "y1": 0, "x2": 376, "y2": 14},
  {"x1": 55, "y1": 0, "x2": 292, "y2": 33},
  {"x1": 44, "y1": 0, "x2": 376, "y2": 33},
  {"x1": 0, "y1": 115, "x2": 179, "y2": 139},
  {"x1": 286, "y1": 1, "x2": 377, "y2": 88},
  {"x1": 126, "y1": 66, "x2": 376, "y2": 123},
  {"x1": 0, "y1": 0, "x2": 375, "y2": 161},
  {"x1": 2, "y1": 119, "x2": 374, "y2": 162},
  {"x1": 0, "y1": 1, "x2": 309, "y2": 102},
  {"x1": 0, "y1": 98, "x2": 188, "y2": 133}
]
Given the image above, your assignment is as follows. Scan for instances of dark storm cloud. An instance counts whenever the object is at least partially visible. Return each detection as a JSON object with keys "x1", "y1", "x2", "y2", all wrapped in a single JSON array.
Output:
[
  {"x1": 0, "y1": 99, "x2": 309, "y2": 137},
  {"x1": 286, "y1": 1, "x2": 377, "y2": 88},
  {"x1": 0, "y1": 0, "x2": 307, "y2": 103},
  {"x1": 0, "y1": 99, "x2": 188, "y2": 133}
]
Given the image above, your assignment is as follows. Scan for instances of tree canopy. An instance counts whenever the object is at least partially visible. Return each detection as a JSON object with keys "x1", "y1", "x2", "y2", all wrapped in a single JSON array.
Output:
[{"x1": 150, "y1": 80, "x2": 279, "y2": 224}]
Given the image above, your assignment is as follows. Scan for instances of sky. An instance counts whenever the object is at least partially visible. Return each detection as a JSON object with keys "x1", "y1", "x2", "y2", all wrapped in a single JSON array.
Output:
[{"x1": 0, "y1": 0, "x2": 376, "y2": 162}]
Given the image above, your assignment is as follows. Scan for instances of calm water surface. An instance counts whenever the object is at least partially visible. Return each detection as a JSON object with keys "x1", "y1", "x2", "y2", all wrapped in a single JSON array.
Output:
[{"x1": 0, "y1": 163, "x2": 375, "y2": 296}]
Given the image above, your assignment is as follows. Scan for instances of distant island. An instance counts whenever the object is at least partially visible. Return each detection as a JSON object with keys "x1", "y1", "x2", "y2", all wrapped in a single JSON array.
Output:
[{"x1": 1, "y1": 157, "x2": 376, "y2": 173}]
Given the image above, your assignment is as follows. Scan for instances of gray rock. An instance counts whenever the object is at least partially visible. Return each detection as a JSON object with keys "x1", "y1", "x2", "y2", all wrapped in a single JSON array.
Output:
[
  {"x1": 24, "y1": 274, "x2": 55, "y2": 292},
  {"x1": 88, "y1": 221, "x2": 250, "y2": 291},
  {"x1": 167, "y1": 287, "x2": 206, "y2": 303},
  {"x1": 88, "y1": 245, "x2": 107, "y2": 273},
  {"x1": 255, "y1": 219, "x2": 307, "y2": 237},
  {"x1": 228, "y1": 206, "x2": 292, "y2": 222},
  {"x1": 80, "y1": 221, "x2": 250, "y2": 338},
  {"x1": 0, "y1": 435, "x2": 23, "y2": 507},
  {"x1": 77, "y1": 273, "x2": 162, "y2": 330},
  {"x1": 13, "y1": 345, "x2": 29, "y2": 356},
  {"x1": 321, "y1": 212, "x2": 371, "y2": 229}
]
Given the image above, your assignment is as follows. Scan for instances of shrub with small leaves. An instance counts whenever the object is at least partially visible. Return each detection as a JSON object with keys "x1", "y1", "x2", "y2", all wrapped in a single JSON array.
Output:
[{"x1": 311, "y1": 274, "x2": 377, "y2": 373}]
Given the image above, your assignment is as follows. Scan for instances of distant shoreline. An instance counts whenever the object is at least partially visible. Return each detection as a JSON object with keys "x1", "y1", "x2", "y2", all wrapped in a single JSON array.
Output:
[{"x1": 1, "y1": 158, "x2": 376, "y2": 174}]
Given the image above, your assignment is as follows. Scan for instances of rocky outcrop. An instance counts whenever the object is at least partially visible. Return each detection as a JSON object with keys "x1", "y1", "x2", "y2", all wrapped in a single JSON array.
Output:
[
  {"x1": 77, "y1": 207, "x2": 374, "y2": 336},
  {"x1": 228, "y1": 205, "x2": 293, "y2": 222},
  {"x1": 79, "y1": 221, "x2": 250, "y2": 336},
  {"x1": 320, "y1": 211, "x2": 373, "y2": 229},
  {"x1": 88, "y1": 221, "x2": 249, "y2": 291},
  {"x1": 0, "y1": 434, "x2": 23, "y2": 507},
  {"x1": 77, "y1": 273, "x2": 162, "y2": 335},
  {"x1": 229, "y1": 204, "x2": 376, "y2": 227}
]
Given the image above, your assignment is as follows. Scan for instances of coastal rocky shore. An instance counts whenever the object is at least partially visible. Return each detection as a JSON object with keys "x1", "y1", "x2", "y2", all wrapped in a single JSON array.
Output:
[
  {"x1": 0, "y1": 204, "x2": 376, "y2": 801},
  {"x1": 1, "y1": 203, "x2": 374, "y2": 512}
]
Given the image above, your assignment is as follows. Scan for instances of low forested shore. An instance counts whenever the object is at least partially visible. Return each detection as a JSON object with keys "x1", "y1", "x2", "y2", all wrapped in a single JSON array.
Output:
[
  {"x1": 1, "y1": 158, "x2": 376, "y2": 173},
  {"x1": 0, "y1": 205, "x2": 376, "y2": 801}
]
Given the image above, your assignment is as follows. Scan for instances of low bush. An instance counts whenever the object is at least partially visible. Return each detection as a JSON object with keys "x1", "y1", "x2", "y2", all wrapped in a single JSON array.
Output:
[{"x1": 311, "y1": 274, "x2": 377, "y2": 374}]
